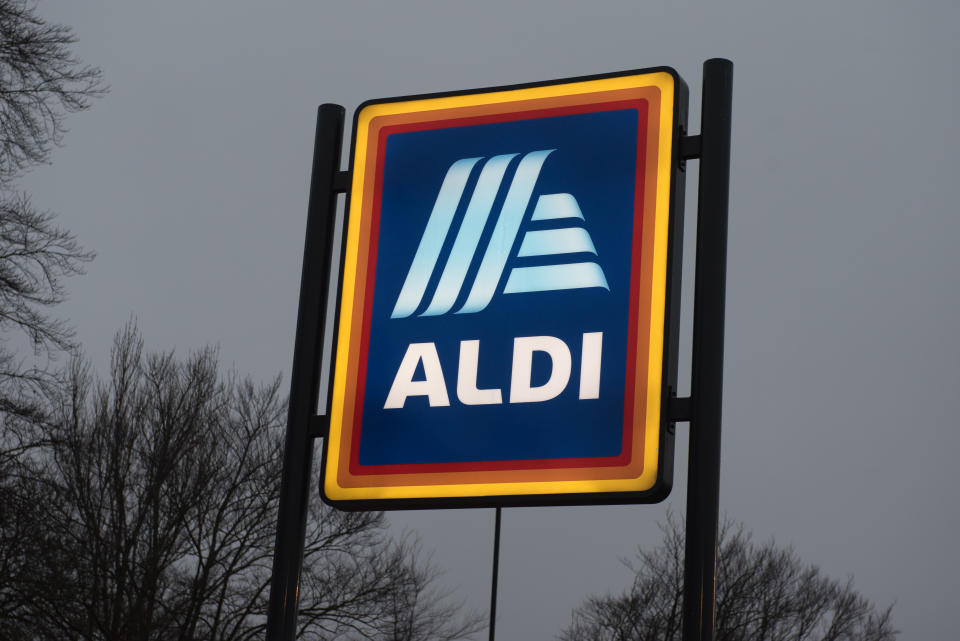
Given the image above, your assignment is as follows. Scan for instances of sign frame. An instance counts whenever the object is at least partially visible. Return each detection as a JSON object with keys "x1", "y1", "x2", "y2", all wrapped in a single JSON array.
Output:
[
  {"x1": 268, "y1": 60, "x2": 732, "y2": 641},
  {"x1": 320, "y1": 67, "x2": 689, "y2": 511}
]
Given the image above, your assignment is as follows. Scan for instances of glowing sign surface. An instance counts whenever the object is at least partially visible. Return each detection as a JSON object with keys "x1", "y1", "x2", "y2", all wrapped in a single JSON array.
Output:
[{"x1": 322, "y1": 68, "x2": 686, "y2": 509}]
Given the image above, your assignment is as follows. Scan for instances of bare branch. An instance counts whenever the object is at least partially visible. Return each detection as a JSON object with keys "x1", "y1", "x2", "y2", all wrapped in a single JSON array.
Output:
[
  {"x1": 560, "y1": 516, "x2": 897, "y2": 641},
  {"x1": 0, "y1": 0, "x2": 107, "y2": 186},
  {"x1": 2, "y1": 324, "x2": 482, "y2": 641}
]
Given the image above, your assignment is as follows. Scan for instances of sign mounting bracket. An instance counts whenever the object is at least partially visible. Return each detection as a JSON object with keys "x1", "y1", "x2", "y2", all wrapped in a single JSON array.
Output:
[
  {"x1": 681, "y1": 134, "x2": 702, "y2": 160},
  {"x1": 669, "y1": 395, "x2": 692, "y2": 423},
  {"x1": 332, "y1": 170, "x2": 350, "y2": 193},
  {"x1": 308, "y1": 415, "x2": 329, "y2": 439}
]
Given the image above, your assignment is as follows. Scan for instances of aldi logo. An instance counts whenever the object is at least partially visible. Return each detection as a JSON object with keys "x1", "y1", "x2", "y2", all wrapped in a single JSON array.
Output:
[
  {"x1": 322, "y1": 69, "x2": 687, "y2": 508},
  {"x1": 391, "y1": 149, "x2": 608, "y2": 320}
]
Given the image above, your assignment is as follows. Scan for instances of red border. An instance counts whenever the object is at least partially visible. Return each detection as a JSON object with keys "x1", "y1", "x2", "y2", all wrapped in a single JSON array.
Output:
[{"x1": 349, "y1": 99, "x2": 649, "y2": 476}]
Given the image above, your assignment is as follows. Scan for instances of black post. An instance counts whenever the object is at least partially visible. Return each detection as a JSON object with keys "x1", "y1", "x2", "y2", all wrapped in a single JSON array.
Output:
[
  {"x1": 266, "y1": 104, "x2": 345, "y2": 641},
  {"x1": 682, "y1": 59, "x2": 733, "y2": 641},
  {"x1": 488, "y1": 507, "x2": 503, "y2": 641}
]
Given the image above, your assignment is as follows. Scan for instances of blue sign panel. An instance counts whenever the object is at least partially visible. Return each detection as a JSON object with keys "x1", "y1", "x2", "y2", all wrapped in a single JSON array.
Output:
[{"x1": 362, "y1": 109, "x2": 637, "y2": 465}]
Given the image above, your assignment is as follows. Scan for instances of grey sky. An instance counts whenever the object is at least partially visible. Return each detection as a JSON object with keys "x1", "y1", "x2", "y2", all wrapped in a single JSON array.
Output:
[{"x1": 24, "y1": 1, "x2": 960, "y2": 639}]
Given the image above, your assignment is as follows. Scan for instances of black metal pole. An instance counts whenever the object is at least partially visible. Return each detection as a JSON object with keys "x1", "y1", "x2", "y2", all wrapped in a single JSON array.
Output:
[
  {"x1": 266, "y1": 104, "x2": 345, "y2": 641},
  {"x1": 488, "y1": 507, "x2": 502, "y2": 641},
  {"x1": 682, "y1": 59, "x2": 733, "y2": 641}
]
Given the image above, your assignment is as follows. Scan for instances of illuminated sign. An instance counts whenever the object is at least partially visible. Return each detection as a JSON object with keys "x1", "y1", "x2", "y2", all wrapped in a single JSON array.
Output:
[{"x1": 321, "y1": 68, "x2": 687, "y2": 508}]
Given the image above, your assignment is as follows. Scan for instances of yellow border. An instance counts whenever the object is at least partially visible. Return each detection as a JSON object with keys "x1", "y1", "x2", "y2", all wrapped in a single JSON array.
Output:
[{"x1": 326, "y1": 71, "x2": 675, "y2": 501}]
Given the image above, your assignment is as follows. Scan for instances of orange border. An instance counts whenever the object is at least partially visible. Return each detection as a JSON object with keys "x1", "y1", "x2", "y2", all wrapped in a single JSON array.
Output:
[{"x1": 326, "y1": 71, "x2": 675, "y2": 501}]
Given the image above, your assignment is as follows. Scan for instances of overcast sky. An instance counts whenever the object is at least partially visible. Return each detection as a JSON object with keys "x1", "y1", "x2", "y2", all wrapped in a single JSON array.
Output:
[{"x1": 25, "y1": 2, "x2": 960, "y2": 639}]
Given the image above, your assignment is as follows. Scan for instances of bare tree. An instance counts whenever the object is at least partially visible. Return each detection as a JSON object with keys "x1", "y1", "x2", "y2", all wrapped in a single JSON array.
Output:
[
  {"x1": 2, "y1": 324, "x2": 481, "y2": 641},
  {"x1": 0, "y1": 194, "x2": 93, "y2": 416},
  {"x1": 0, "y1": 0, "x2": 100, "y2": 417},
  {"x1": 560, "y1": 515, "x2": 896, "y2": 641},
  {"x1": 0, "y1": 437, "x2": 72, "y2": 638},
  {"x1": 0, "y1": 0, "x2": 105, "y2": 185}
]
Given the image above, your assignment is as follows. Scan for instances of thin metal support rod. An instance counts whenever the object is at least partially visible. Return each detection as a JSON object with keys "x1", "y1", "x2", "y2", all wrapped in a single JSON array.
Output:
[
  {"x1": 682, "y1": 59, "x2": 733, "y2": 641},
  {"x1": 488, "y1": 507, "x2": 502, "y2": 641},
  {"x1": 266, "y1": 104, "x2": 345, "y2": 641}
]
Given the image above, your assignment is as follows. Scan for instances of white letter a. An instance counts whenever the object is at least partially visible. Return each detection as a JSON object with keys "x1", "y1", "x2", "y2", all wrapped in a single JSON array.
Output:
[{"x1": 384, "y1": 343, "x2": 450, "y2": 409}]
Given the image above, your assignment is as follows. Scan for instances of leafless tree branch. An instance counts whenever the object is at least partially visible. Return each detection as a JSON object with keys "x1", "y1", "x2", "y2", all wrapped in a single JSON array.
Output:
[
  {"x1": 1, "y1": 324, "x2": 482, "y2": 641},
  {"x1": 560, "y1": 514, "x2": 897, "y2": 641}
]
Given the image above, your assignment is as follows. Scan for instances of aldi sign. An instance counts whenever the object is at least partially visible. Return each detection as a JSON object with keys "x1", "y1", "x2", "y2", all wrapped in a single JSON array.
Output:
[{"x1": 321, "y1": 68, "x2": 688, "y2": 508}]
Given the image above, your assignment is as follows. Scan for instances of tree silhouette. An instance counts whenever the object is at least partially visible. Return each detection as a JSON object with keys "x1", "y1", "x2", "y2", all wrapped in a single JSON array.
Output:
[
  {"x1": 0, "y1": 0, "x2": 105, "y2": 185},
  {"x1": 560, "y1": 515, "x2": 896, "y2": 641},
  {"x1": 1, "y1": 324, "x2": 481, "y2": 641},
  {"x1": 0, "y1": 3, "x2": 101, "y2": 632},
  {"x1": 0, "y1": 0, "x2": 100, "y2": 418}
]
